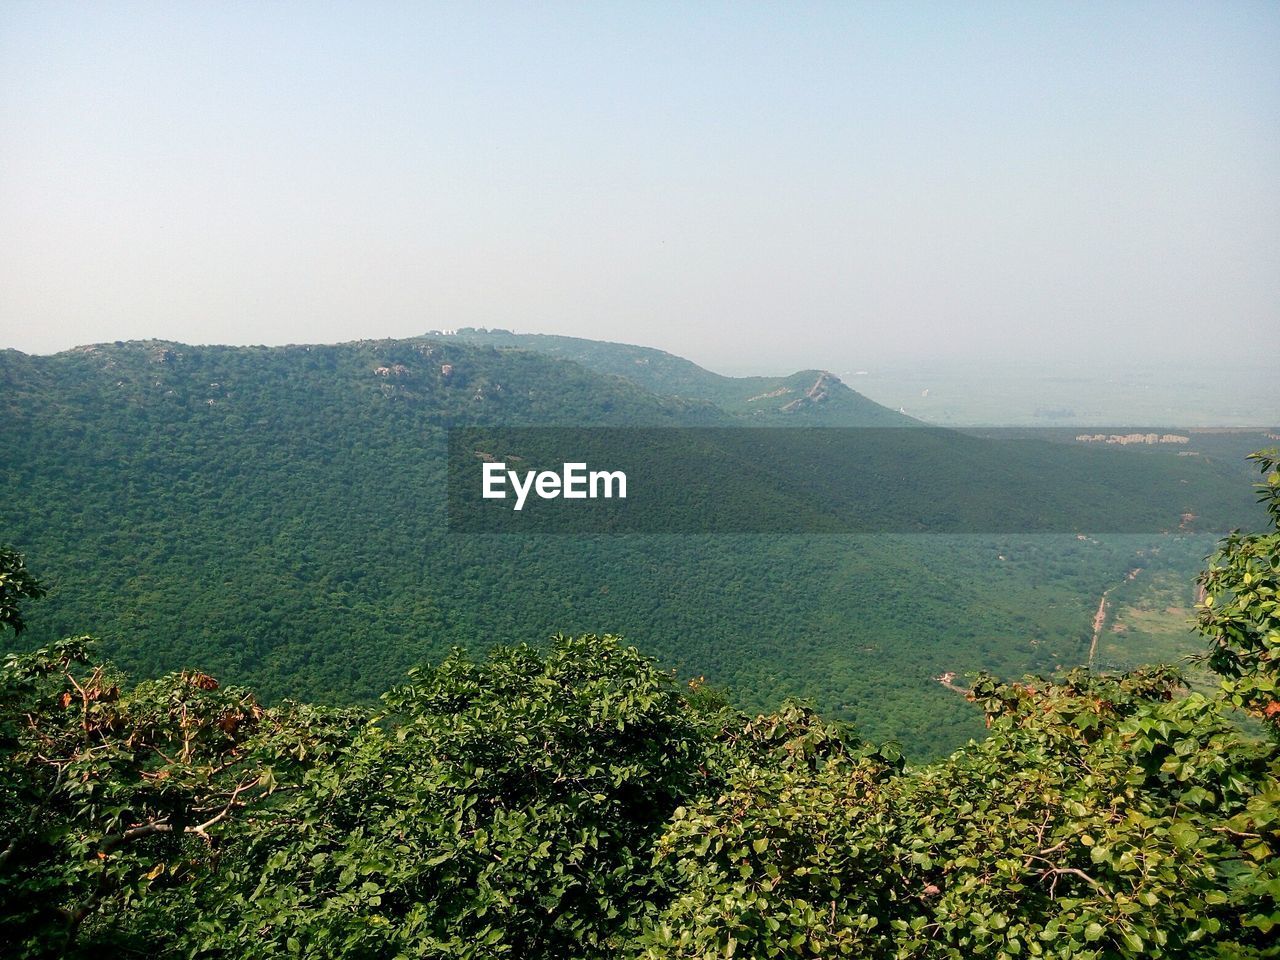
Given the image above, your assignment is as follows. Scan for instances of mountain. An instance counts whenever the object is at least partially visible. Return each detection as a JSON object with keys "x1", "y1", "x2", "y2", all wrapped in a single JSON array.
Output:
[
  {"x1": 0, "y1": 337, "x2": 726, "y2": 429},
  {"x1": 438, "y1": 328, "x2": 913, "y2": 424},
  {"x1": 0, "y1": 335, "x2": 1264, "y2": 756}
]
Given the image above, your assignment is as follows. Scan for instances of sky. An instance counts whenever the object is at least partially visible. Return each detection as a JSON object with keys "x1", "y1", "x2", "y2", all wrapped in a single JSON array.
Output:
[{"x1": 1, "y1": 1, "x2": 1276, "y2": 375}]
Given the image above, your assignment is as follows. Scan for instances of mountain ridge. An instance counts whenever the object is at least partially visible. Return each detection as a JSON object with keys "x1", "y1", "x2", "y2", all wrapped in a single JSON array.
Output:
[
  {"x1": 433, "y1": 328, "x2": 914, "y2": 425},
  {"x1": 3, "y1": 331, "x2": 911, "y2": 428}
]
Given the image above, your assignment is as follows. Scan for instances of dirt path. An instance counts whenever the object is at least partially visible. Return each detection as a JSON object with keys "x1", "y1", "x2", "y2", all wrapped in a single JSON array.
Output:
[
  {"x1": 1088, "y1": 567, "x2": 1142, "y2": 668},
  {"x1": 1088, "y1": 593, "x2": 1109, "y2": 668},
  {"x1": 940, "y1": 563, "x2": 1142, "y2": 689}
]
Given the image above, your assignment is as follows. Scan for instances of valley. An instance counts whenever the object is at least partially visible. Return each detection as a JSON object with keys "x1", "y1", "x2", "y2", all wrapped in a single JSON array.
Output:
[{"x1": 0, "y1": 334, "x2": 1268, "y2": 757}]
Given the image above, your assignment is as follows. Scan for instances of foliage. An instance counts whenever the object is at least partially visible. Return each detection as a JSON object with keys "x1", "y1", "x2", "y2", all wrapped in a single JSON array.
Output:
[
  {"x1": 642, "y1": 704, "x2": 902, "y2": 958},
  {"x1": 185, "y1": 635, "x2": 716, "y2": 958},
  {"x1": 0, "y1": 634, "x2": 362, "y2": 956},
  {"x1": 643, "y1": 668, "x2": 1279, "y2": 958},
  {"x1": 0, "y1": 546, "x2": 44, "y2": 635},
  {"x1": 1198, "y1": 449, "x2": 1280, "y2": 733},
  {"x1": 1, "y1": 622, "x2": 1278, "y2": 957},
  {"x1": 894, "y1": 669, "x2": 1279, "y2": 957}
]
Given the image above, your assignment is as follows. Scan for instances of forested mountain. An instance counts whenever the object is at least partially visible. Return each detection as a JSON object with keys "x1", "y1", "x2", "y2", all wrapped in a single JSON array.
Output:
[
  {"x1": 0, "y1": 336, "x2": 1268, "y2": 755},
  {"x1": 441, "y1": 328, "x2": 913, "y2": 424}
]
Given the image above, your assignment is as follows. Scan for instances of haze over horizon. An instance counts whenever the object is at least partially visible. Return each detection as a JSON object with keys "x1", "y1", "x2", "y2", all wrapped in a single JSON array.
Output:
[{"x1": 2, "y1": 2, "x2": 1276, "y2": 378}]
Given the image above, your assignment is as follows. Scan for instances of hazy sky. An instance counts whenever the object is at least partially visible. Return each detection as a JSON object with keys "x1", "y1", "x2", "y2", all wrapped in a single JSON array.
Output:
[{"x1": 1, "y1": 1, "x2": 1276, "y2": 373}]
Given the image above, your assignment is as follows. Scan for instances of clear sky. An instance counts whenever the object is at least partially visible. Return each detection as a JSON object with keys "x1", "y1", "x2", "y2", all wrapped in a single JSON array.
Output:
[{"x1": 1, "y1": 1, "x2": 1276, "y2": 374}]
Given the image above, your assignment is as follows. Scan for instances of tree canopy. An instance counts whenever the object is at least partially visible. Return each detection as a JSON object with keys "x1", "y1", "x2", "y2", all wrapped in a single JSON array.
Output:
[{"x1": 1, "y1": 450, "x2": 1277, "y2": 957}]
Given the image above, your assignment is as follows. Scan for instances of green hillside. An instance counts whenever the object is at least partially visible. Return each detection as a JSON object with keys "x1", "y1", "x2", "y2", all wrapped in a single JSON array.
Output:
[
  {"x1": 441, "y1": 328, "x2": 913, "y2": 424},
  {"x1": 0, "y1": 336, "x2": 1263, "y2": 756}
]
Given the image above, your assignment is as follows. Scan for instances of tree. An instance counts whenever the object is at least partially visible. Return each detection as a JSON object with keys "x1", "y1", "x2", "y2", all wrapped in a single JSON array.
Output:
[
  {"x1": 1198, "y1": 449, "x2": 1280, "y2": 733},
  {"x1": 0, "y1": 547, "x2": 44, "y2": 636},
  {"x1": 0, "y1": 635, "x2": 362, "y2": 957}
]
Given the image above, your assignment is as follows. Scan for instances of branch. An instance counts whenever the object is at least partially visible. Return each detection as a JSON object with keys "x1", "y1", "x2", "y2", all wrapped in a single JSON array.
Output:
[
  {"x1": 189, "y1": 776, "x2": 260, "y2": 841},
  {"x1": 96, "y1": 775, "x2": 261, "y2": 853},
  {"x1": 1213, "y1": 825, "x2": 1262, "y2": 839},
  {"x1": 1036, "y1": 862, "x2": 1101, "y2": 890},
  {"x1": 0, "y1": 834, "x2": 18, "y2": 869},
  {"x1": 99, "y1": 818, "x2": 176, "y2": 853},
  {"x1": 1025, "y1": 853, "x2": 1102, "y2": 897}
]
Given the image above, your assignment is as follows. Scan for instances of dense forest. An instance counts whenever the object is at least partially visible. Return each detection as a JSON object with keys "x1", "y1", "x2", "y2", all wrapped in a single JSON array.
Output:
[
  {"x1": 0, "y1": 451, "x2": 1277, "y2": 957},
  {"x1": 0, "y1": 335, "x2": 1269, "y2": 755}
]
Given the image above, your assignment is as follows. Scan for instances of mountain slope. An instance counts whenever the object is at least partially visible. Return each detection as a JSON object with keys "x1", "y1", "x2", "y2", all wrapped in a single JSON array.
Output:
[
  {"x1": 439, "y1": 329, "x2": 912, "y2": 424},
  {"x1": 0, "y1": 337, "x2": 727, "y2": 430}
]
